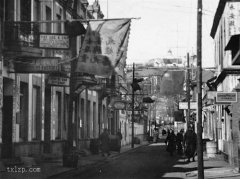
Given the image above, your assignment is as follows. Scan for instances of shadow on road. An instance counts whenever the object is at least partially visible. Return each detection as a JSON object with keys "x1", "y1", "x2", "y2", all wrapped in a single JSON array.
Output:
[{"x1": 50, "y1": 139, "x2": 211, "y2": 179}]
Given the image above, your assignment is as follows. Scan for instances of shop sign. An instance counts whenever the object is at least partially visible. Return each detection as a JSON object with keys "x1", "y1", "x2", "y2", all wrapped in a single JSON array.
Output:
[
  {"x1": 216, "y1": 92, "x2": 237, "y2": 103},
  {"x1": 39, "y1": 33, "x2": 70, "y2": 49},
  {"x1": 47, "y1": 76, "x2": 70, "y2": 86},
  {"x1": 179, "y1": 102, "x2": 197, "y2": 109},
  {"x1": 73, "y1": 74, "x2": 97, "y2": 86},
  {"x1": 88, "y1": 85, "x2": 103, "y2": 91},
  {"x1": 113, "y1": 101, "x2": 126, "y2": 110},
  {"x1": 14, "y1": 57, "x2": 62, "y2": 73}
]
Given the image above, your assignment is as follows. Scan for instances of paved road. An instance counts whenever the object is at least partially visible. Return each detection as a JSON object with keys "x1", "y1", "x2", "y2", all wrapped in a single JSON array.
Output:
[{"x1": 52, "y1": 140, "x2": 192, "y2": 179}]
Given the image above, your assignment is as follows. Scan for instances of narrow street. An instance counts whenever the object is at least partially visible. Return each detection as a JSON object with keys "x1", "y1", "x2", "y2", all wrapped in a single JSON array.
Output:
[
  {"x1": 3, "y1": 1, "x2": 240, "y2": 179},
  {"x1": 51, "y1": 138, "x2": 190, "y2": 179}
]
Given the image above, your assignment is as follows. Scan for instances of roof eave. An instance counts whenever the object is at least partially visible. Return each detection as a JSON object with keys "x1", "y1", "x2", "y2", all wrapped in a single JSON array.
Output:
[{"x1": 210, "y1": 0, "x2": 227, "y2": 39}]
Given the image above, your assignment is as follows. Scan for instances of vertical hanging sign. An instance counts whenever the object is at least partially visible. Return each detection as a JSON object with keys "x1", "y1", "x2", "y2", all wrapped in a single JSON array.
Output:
[{"x1": 0, "y1": 56, "x2": 3, "y2": 108}]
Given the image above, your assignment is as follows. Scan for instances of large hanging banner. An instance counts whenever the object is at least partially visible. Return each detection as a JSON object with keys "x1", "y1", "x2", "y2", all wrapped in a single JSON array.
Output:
[{"x1": 75, "y1": 19, "x2": 131, "y2": 77}]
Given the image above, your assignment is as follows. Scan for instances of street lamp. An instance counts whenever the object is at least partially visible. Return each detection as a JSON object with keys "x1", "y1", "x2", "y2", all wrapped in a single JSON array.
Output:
[{"x1": 131, "y1": 63, "x2": 144, "y2": 148}]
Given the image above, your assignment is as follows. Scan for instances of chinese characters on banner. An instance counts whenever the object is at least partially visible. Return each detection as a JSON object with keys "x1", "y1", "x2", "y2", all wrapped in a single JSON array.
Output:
[
  {"x1": 75, "y1": 19, "x2": 131, "y2": 77},
  {"x1": 228, "y1": 3, "x2": 240, "y2": 36}
]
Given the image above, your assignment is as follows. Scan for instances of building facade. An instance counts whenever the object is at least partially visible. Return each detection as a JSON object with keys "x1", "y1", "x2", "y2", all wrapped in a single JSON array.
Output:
[
  {"x1": 0, "y1": 0, "x2": 132, "y2": 160},
  {"x1": 210, "y1": 0, "x2": 240, "y2": 170}
]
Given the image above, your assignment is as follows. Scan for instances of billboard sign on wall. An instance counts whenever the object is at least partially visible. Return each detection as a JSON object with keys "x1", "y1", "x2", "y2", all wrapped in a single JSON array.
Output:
[
  {"x1": 13, "y1": 57, "x2": 62, "y2": 73},
  {"x1": 216, "y1": 92, "x2": 237, "y2": 104},
  {"x1": 179, "y1": 102, "x2": 197, "y2": 109},
  {"x1": 39, "y1": 33, "x2": 70, "y2": 49}
]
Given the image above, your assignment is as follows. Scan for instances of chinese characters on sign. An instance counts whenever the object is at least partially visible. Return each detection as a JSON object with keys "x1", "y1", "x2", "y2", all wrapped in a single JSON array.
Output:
[
  {"x1": 48, "y1": 76, "x2": 70, "y2": 86},
  {"x1": 75, "y1": 19, "x2": 131, "y2": 77},
  {"x1": 13, "y1": 57, "x2": 68, "y2": 73},
  {"x1": 228, "y1": 3, "x2": 240, "y2": 36},
  {"x1": 216, "y1": 92, "x2": 237, "y2": 103},
  {"x1": 39, "y1": 34, "x2": 70, "y2": 49}
]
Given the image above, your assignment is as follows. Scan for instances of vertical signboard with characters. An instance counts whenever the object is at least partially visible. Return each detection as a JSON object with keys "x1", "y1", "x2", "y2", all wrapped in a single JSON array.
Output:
[{"x1": 0, "y1": 56, "x2": 2, "y2": 143}]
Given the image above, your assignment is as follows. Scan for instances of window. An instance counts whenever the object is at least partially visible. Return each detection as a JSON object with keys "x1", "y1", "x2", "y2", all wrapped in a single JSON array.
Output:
[
  {"x1": 87, "y1": 100, "x2": 90, "y2": 138},
  {"x1": 98, "y1": 104, "x2": 102, "y2": 135},
  {"x1": 55, "y1": 92, "x2": 62, "y2": 139},
  {"x1": 64, "y1": 94, "x2": 69, "y2": 133},
  {"x1": 93, "y1": 102, "x2": 96, "y2": 137},
  {"x1": 56, "y1": 14, "x2": 62, "y2": 33},
  {"x1": 103, "y1": 105, "x2": 106, "y2": 129},
  {"x1": 20, "y1": 82, "x2": 28, "y2": 141},
  {"x1": 33, "y1": 0, "x2": 40, "y2": 21},
  {"x1": 46, "y1": 6, "x2": 52, "y2": 33},
  {"x1": 32, "y1": 86, "x2": 40, "y2": 140},
  {"x1": 80, "y1": 98, "x2": 84, "y2": 138},
  {"x1": 20, "y1": 0, "x2": 31, "y2": 21}
]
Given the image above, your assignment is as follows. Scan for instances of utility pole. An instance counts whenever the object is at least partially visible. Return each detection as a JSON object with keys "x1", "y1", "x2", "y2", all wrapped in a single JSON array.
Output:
[
  {"x1": 187, "y1": 53, "x2": 190, "y2": 127},
  {"x1": 197, "y1": 0, "x2": 204, "y2": 178},
  {"x1": 131, "y1": 63, "x2": 135, "y2": 148},
  {"x1": 67, "y1": 0, "x2": 78, "y2": 153}
]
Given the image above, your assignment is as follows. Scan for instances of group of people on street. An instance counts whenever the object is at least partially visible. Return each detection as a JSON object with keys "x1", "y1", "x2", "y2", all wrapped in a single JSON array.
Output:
[
  {"x1": 165, "y1": 126, "x2": 197, "y2": 162},
  {"x1": 99, "y1": 128, "x2": 123, "y2": 157},
  {"x1": 99, "y1": 126, "x2": 197, "y2": 162}
]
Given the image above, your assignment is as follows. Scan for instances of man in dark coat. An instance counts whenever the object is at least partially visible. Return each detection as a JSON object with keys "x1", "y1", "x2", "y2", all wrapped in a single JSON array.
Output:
[
  {"x1": 165, "y1": 129, "x2": 176, "y2": 156},
  {"x1": 184, "y1": 126, "x2": 197, "y2": 162},
  {"x1": 99, "y1": 128, "x2": 110, "y2": 156},
  {"x1": 176, "y1": 129, "x2": 184, "y2": 155},
  {"x1": 116, "y1": 130, "x2": 123, "y2": 153}
]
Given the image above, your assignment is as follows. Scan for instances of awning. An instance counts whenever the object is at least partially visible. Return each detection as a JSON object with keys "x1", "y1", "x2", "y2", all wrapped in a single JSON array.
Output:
[
  {"x1": 225, "y1": 34, "x2": 240, "y2": 50},
  {"x1": 214, "y1": 68, "x2": 240, "y2": 87},
  {"x1": 65, "y1": 21, "x2": 86, "y2": 37},
  {"x1": 225, "y1": 34, "x2": 240, "y2": 65}
]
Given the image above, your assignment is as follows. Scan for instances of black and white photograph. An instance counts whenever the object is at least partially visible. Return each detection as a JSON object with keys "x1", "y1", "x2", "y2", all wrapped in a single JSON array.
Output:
[{"x1": 1, "y1": 0, "x2": 240, "y2": 178}]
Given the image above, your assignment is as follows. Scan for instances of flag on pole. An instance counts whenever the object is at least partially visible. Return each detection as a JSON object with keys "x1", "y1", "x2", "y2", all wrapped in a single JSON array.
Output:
[
  {"x1": 74, "y1": 19, "x2": 131, "y2": 77},
  {"x1": 115, "y1": 28, "x2": 130, "y2": 77}
]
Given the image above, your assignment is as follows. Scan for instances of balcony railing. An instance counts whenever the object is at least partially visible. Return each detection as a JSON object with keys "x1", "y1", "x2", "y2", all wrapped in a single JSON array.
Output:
[{"x1": 4, "y1": 21, "x2": 40, "y2": 48}]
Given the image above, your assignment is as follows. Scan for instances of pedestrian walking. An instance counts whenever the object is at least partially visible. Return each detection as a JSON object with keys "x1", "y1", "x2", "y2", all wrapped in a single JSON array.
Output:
[
  {"x1": 183, "y1": 126, "x2": 197, "y2": 162},
  {"x1": 99, "y1": 128, "x2": 110, "y2": 157},
  {"x1": 162, "y1": 129, "x2": 166, "y2": 136},
  {"x1": 153, "y1": 128, "x2": 159, "y2": 143},
  {"x1": 165, "y1": 129, "x2": 176, "y2": 156},
  {"x1": 116, "y1": 129, "x2": 123, "y2": 153},
  {"x1": 176, "y1": 129, "x2": 184, "y2": 155}
]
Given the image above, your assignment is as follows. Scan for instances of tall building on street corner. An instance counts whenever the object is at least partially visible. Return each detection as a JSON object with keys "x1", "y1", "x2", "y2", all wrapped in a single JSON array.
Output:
[{"x1": 0, "y1": 0, "x2": 133, "y2": 160}]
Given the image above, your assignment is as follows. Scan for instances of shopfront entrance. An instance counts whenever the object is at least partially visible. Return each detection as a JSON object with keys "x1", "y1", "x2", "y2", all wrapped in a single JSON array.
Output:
[{"x1": 2, "y1": 96, "x2": 13, "y2": 158}]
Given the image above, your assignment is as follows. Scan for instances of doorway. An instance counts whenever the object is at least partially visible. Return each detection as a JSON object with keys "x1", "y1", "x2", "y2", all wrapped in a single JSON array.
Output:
[{"x1": 2, "y1": 96, "x2": 13, "y2": 158}]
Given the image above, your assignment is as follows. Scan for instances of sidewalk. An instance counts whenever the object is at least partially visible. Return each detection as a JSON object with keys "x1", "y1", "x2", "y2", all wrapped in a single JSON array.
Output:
[
  {"x1": 0, "y1": 141, "x2": 149, "y2": 179},
  {"x1": 184, "y1": 154, "x2": 240, "y2": 179}
]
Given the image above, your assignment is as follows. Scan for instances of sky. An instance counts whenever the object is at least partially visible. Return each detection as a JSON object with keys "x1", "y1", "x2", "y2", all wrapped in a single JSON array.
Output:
[{"x1": 88, "y1": 0, "x2": 219, "y2": 67}]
